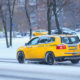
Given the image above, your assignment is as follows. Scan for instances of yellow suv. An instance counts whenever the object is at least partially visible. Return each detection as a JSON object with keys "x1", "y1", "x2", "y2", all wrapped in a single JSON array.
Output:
[
  {"x1": 17, "y1": 35, "x2": 80, "y2": 65},
  {"x1": 33, "y1": 29, "x2": 48, "y2": 36}
]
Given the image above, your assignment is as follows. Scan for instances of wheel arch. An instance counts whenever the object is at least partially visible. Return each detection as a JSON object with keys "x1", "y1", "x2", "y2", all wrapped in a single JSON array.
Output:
[
  {"x1": 45, "y1": 51, "x2": 55, "y2": 58},
  {"x1": 45, "y1": 51, "x2": 55, "y2": 65}
]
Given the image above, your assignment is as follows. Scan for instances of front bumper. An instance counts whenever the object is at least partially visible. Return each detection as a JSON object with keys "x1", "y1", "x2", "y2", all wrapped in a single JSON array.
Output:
[{"x1": 55, "y1": 56, "x2": 80, "y2": 61}]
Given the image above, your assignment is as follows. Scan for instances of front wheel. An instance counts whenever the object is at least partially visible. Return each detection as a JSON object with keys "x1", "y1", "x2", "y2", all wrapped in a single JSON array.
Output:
[
  {"x1": 45, "y1": 52, "x2": 54, "y2": 65},
  {"x1": 71, "y1": 60, "x2": 79, "y2": 64},
  {"x1": 17, "y1": 51, "x2": 25, "y2": 63}
]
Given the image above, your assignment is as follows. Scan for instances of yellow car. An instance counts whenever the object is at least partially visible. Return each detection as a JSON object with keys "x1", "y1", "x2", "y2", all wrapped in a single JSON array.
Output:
[
  {"x1": 33, "y1": 30, "x2": 48, "y2": 36},
  {"x1": 17, "y1": 35, "x2": 80, "y2": 65}
]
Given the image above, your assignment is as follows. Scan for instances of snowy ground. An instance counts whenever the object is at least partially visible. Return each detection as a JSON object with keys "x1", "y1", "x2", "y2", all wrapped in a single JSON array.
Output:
[
  {"x1": 0, "y1": 62, "x2": 80, "y2": 80},
  {"x1": 0, "y1": 37, "x2": 30, "y2": 59},
  {"x1": 1, "y1": 37, "x2": 80, "y2": 80}
]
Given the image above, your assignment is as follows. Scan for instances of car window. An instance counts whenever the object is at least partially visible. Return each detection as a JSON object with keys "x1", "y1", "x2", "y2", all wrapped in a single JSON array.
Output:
[
  {"x1": 61, "y1": 36, "x2": 79, "y2": 44},
  {"x1": 48, "y1": 37, "x2": 55, "y2": 43},
  {"x1": 70, "y1": 37, "x2": 79, "y2": 43},
  {"x1": 41, "y1": 30, "x2": 47, "y2": 32},
  {"x1": 39, "y1": 38, "x2": 48, "y2": 44},
  {"x1": 61, "y1": 37, "x2": 70, "y2": 44},
  {"x1": 36, "y1": 30, "x2": 40, "y2": 32},
  {"x1": 39, "y1": 37, "x2": 55, "y2": 44},
  {"x1": 28, "y1": 38, "x2": 39, "y2": 45}
]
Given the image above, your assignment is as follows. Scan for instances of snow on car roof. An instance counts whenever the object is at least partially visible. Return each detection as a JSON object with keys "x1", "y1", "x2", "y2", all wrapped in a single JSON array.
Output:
[
  {"x1": 44, "y1": 34, "x2": 75, "y2": 36},
  {"x1": 36, "y1": 34, "x2": 78, "y2": 38},
  {"x1": 32, "y1": 34, "x2": 78, "y2": 40}
]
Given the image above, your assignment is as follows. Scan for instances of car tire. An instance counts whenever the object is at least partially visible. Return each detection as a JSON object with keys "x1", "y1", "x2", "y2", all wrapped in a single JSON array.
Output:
[
  {"x1": 71, "y1": 60, "x2": 79, "y2": 64},
  {"x1": 17, "y1": 51, "x2": 25, "y2": 63},
  {"x1": 45, "y1": 52, "x2": 54, "y2": 65}
]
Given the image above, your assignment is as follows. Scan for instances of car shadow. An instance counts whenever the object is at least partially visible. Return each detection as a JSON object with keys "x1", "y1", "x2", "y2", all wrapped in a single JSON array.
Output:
[
  {"x1": 0, "y1": 58, "x2": 18, "y2": 64},
  {"x1": 0, "y1": 58, "x2": 16, "y2": 61},
  {"x1": 27, "y1": 61, "x2": 80, "y2": 67},
  {"x1": 0, "y1": 58, "x2": 80, "y2": 67}
]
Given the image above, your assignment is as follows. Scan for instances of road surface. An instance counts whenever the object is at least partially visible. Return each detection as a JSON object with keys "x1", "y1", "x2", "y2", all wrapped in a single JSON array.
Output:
[{"x1": 0, "y1": 58, "x2": 80, "y2": 80}]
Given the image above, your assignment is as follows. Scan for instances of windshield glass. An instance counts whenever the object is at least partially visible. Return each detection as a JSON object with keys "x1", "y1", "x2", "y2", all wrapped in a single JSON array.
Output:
[
  {"x1": 61, "y1": 36, "x2": 79, "y2": 44},
  {"x1": 36, "y1": 30, "x2": 40, "y2": 32},
  {"x1": 36, "y1": 30, "x2": 47, "y2": 32},
  {"x1": 41, "y1": 30, "x2": 47, "y2": 32}
]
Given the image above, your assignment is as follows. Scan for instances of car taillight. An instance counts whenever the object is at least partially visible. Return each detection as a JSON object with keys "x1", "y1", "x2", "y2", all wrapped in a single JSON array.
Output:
[
  {"x1": 79, "y1": 44, "x2": 80, "y2": 48},
  {"x1": 56, "y1": 44, "x2": 66, "y2": 49}
]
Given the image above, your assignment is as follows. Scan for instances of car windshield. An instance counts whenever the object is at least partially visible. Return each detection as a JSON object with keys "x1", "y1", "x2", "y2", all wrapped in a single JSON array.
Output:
[
  {"x1": 61, "y1": 36, "x2": 79, "y2": 44},
  {"x1": 36, "y1": 30, "x2": 40, "y2": 32},
  {"x1": 41, "y1": 30, "x2": 47, "y2": 32},
  {"x1": 36, "y1": 30, "x2": 47, "y2": 32}
]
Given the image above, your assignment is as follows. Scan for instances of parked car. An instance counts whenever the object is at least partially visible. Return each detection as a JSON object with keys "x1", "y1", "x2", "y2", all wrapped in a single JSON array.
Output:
[
  {"x1": 51, "y1": 28, "x2": 76, "y2": 35},
  {"x1": 17, "y1": 34, "x2": 80, "y2": 65},
  {"x1": 0, "y1": 31, "x2": 5, "y2": 38},
  {"x1": 15, "y1": 32, "x2": 22, "y2": 38},
  {"x1": 74, "y1": 29, "x2": 80, "y2": 39},
  {"x1": 33, "y1": 29, "x2": 48, "y2": 36},
  {"x1": 16, "y1": 34, "x2": 22, "y2": 38},
  {"x1": 75, "y1": 29, "x2": 80, "y2": 32}
]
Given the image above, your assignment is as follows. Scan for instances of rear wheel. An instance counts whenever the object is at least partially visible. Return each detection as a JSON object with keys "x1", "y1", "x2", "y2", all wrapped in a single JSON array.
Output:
[
  {"x1": 45, "y1": 52, "x2": 54, "y2": 65},
  {"x1": 71, "y1": 60, "x2": 79, "y2": 64},
  {"x1": 17, "y1": 51, "x2": 25, "y2": 63}
]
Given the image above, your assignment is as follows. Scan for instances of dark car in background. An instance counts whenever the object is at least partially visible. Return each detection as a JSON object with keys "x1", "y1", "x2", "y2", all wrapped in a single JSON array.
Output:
[{"x1": 51, "y1": 28, "x2": 76, "y2": 35}]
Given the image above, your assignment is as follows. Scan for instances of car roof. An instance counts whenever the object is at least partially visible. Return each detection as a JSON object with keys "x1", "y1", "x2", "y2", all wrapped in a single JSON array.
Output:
[{"x1": 33, "y1": 34, "x2": 77, "y2": 39}]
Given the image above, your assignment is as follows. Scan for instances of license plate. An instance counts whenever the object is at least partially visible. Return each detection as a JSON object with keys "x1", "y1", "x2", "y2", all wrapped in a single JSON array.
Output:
[{"x1": 69, "y1": 47, "x2": 76, "y2": 50}]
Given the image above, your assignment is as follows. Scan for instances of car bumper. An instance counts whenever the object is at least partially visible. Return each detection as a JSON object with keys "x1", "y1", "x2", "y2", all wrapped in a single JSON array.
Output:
[
  {"x1": 65, "y1": 52, "x2": 80, "y2": 54},
  {"x1": 55, "y1": 56, "x2": 80, "y2": 61}
]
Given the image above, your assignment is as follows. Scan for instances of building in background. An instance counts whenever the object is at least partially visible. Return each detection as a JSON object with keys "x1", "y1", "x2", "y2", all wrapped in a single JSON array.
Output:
[
  {"x1": 15, "y1": 0, "x2": 48, "y2": 30},
  {"x1": 0, "y1": 0, "x2": 80, "y2": 33}
]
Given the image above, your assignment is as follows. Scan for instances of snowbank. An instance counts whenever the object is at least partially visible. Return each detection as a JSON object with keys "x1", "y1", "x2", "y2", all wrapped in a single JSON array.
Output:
[{"x1": 0, "y1": 37, "x2": 29, "y2": 59}]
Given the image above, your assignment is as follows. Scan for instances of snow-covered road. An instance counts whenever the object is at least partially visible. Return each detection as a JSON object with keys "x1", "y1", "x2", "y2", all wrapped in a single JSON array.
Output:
[
  {"x1": 0, "y1": 37, "x2": 80, "y2": 80},
  {"x1": 0, "y1": 59, "x2": 80, "y2": 80}
]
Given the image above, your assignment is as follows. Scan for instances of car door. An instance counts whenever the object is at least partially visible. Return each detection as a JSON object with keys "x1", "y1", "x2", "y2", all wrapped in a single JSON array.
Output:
[
  {"x1": 34, "y1": 37, "x2": 49, "y2": 59},
  {"x1": 36, "y1": 37, "x2": 56, "y2": 58},
  {"x1": 26, "y1": 37, "x2": 39, "y2": 59}
]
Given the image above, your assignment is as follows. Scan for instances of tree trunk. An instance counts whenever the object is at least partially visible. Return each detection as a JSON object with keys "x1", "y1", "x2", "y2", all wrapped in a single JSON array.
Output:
[
  {"x1": 25, "y1": 0, "x2": 32, "y2": 39},
  {"x1": 10, "y1": 17, "x2": 12, "y2": 46},
  {"x1": 47, "y1": 7, "x2": 51, "y2": 35},
  {"x1": 8, "y1": 0, "x2": 16, "y2": 46},
  {"x1": 47, "y1": 0, "x2": 52, "y2": 35},
  {"x1": 0, "y1": 4, "x2": 9, "y2": 48},
  {"x1": 53, "y1": 0, "x2": 62, "y2": 34},
  {"x1": 4, "y1": 23, "x2": 9, "y2": 48},
  {"x1": 2, "y1": 17, "x2": 9, "y2": 48},
  {"x1": 53, "y1": 11, "x2": 62, "y2": 34}
]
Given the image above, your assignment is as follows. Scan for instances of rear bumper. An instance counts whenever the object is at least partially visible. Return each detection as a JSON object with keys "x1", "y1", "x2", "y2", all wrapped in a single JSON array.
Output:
[
  {"x1": 65, "y1": 52, "x2": 80, "y2": 54},
  {"x1": 55, "y1": 56, "x2": 80, "y2": 61}
]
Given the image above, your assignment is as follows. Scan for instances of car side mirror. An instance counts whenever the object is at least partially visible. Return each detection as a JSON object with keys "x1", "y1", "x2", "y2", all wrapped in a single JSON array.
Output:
[{"x1": 25, "y1": 43, "x2": 28, "y2": 46}]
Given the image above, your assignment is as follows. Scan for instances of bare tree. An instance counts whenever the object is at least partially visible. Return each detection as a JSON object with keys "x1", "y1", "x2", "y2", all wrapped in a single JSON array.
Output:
[
  {"x1": 52, "y1": 0, "x2": 62, "y2": 34},
  {"x1": 25, "y1": 0, "x2": 32, "y2": 39},
  {"x1": 7, "y1": 0, "x2": 16, "y2": 46},
  {"x1": 47, "y1": 0, "x2": 70, "y2": 34},
  {"x1": 0, "y1": 0, "x2": 9, "y2": 48},
  {"x1": 47, "y1": 0, "x2": 52, "y2": 34}
]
